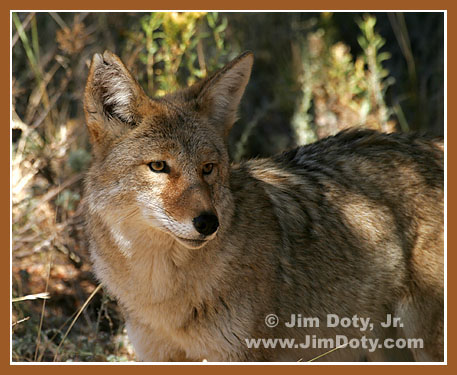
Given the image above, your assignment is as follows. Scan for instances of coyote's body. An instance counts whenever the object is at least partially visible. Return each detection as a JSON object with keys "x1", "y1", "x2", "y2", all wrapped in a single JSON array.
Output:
[{"x1": 84, "y1": 51, "x2": 444, "y2": 362}]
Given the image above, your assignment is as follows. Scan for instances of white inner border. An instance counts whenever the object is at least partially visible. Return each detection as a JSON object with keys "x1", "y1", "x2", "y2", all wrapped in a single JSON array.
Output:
[{"x1": 10, "y1": 9, "x2": 447, "y2": 366}]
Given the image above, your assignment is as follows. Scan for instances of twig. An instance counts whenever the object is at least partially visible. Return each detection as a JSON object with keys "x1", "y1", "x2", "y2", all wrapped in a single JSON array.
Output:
[
  {"x1": 35, "y1": 172, "x2": 83, "y2": 212},
  {"x1": 34, "y1": 252, "x2": 53, "y2": 361},
  {"x1": 388, "y1": 13, "x2": 416, "y2": 83},
  {"x1": 12, "y1": 12, "x2": 41, "y2": 80},
  {"x1": 12, "y1": 12, "x2": 35, "y2": 48},
  {"x1": 197, "y1": 39, "x2": 207, "y2": 75},
  {"x1": 12, "y1": 172, "x2": 83, "y2": 237},
  {"x1": 12, "y1": 292, "x2": 50, "y2": 303},
  {"x1": 30, "y1": 72, "x2": 70, "y2": 129},
  {"x1": 53, "y1": 284, "x2": 103, "y2": 362},
  {"x1": 306, "y1": 343, "x2": 348, "y2": 362},
  {"x1": 37, "y1": 303, "x2": 80, "y2": 362},
  {"x1": 49, "y1": 12, "x2": 67, "y2": 29},
  {"x1": 25, "y1": 61, "x2": 61, "y2": 126},
  {"x1": 12, "y1": 316, "x2": 30, "y2": 327}
]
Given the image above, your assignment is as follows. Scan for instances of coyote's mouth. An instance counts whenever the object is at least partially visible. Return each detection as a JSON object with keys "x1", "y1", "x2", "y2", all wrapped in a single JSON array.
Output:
[{"x1": 174, "y1": 236, "x2": 209, "y2": 249}]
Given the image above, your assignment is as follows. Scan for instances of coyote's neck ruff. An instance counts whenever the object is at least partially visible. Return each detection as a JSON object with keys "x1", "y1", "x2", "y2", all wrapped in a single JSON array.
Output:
[{"x1": 84, "y1": 51, "x2": 444, "y2": 362}]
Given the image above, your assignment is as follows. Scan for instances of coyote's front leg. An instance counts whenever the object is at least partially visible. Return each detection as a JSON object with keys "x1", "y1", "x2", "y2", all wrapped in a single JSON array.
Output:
[{"x1": 125, "y1": 319, "x2": 193, "y2": 362}]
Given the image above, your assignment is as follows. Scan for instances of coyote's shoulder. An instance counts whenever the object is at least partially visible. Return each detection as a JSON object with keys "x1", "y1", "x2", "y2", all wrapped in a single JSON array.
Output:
[{"x1": 84, "y1": 51, "x2": 444, "y2": 362}]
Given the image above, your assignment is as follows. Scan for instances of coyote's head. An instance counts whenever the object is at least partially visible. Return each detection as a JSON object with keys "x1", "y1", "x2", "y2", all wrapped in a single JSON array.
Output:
[{"x1": 84, "y1": 51, "x2": 253, "y2": 249}]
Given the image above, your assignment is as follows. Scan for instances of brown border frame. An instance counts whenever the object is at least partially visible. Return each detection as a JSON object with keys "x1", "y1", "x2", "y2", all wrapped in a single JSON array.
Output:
[{"x1": 5, "y1": 3, "x2": 452, "y2": 373}]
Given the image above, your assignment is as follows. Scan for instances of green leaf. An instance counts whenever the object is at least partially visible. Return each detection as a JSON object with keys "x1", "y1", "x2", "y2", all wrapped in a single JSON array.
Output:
[
  {"x1": 207, "y1": 13, "x2": 216, "y2": 28},
  {"x1": 215, "y1": 17, "x2": 228, "y2": 33},
  {"x1": 357, "y1": 35, "x2": 367, "y2": 50},
  {"x1": 377, "y1": 51, "x2": 391, "y2": 62}
]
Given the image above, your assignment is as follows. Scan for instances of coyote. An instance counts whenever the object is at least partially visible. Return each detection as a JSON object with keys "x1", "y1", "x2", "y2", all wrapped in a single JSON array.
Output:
[{"x1": 83, "y1": 51, "x2": 444, "y2": 362}]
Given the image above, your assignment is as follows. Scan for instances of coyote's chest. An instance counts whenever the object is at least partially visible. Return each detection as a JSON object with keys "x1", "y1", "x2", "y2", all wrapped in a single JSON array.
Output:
[{"x1": 97, "y1": 224, "x2": 216, "y2": 332}]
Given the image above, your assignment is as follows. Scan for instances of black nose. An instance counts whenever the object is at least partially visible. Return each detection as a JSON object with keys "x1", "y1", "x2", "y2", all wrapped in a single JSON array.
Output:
[{"x1": 192, "y1": 213, "x2": 219, "y2": 236}]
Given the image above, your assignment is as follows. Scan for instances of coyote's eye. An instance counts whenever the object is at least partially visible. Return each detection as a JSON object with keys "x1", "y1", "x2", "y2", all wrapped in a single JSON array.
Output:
[
  {"x1": 148, "y1": 161, "x2": 169, "y2": 173},
  {"x1": 202, "y1": 163, "x2": 214, "y2": 175}
]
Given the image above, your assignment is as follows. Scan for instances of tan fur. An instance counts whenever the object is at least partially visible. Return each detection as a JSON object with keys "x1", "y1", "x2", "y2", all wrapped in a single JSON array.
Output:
[{"x1": 83, "y1": 51, "x2": 444, "y2": 362}]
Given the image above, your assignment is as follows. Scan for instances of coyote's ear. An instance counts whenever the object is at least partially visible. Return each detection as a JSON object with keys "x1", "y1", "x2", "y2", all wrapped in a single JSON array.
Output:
[
  {"x1": 84, "y1": 51, "x2": 149, "y2": 145},
  {"x1": 195, "y1": 51, "x2": 253, "y2": 137}
]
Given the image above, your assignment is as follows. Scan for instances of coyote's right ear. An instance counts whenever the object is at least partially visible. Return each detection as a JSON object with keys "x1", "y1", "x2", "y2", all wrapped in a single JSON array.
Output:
[{"x1": 84, "y1": 51, "x2": 149, "y2": 145}]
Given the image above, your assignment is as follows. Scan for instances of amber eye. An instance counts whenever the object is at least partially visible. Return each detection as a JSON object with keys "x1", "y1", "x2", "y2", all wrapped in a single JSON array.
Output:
[
  {"x1": 148, "y1": 161, "x2": 168, "y2": 173},
  {"x1": 202, "y1": 163, "x2": 214, "y2": 175}
]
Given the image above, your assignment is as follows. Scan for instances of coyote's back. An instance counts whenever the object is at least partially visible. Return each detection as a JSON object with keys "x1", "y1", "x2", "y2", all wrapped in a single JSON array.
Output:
[{"x1": 83, "y1": 51, "x2": 444, "y2": 362}]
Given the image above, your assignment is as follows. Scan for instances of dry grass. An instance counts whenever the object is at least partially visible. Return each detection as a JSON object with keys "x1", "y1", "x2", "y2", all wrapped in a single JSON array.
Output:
[{"x1": 12, "y1": 12, "x2": 135, "y2": 362}]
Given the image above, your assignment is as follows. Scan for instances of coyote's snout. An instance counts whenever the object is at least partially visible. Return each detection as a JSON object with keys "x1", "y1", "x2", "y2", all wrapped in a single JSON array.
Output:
[{"x1": 84, "y1": 51, "x2": 444, "y2": 362}]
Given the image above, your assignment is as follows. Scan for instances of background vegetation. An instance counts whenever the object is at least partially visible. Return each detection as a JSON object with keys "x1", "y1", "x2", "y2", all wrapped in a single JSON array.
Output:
[{"x1": 11, "y1": 12, "x2": 444, "y2": 362}]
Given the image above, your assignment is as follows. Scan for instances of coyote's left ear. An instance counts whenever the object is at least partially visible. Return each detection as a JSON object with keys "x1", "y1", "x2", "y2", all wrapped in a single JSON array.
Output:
[{"x1": 195, "y1": 51, "x2": 253, "y2": 136}]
